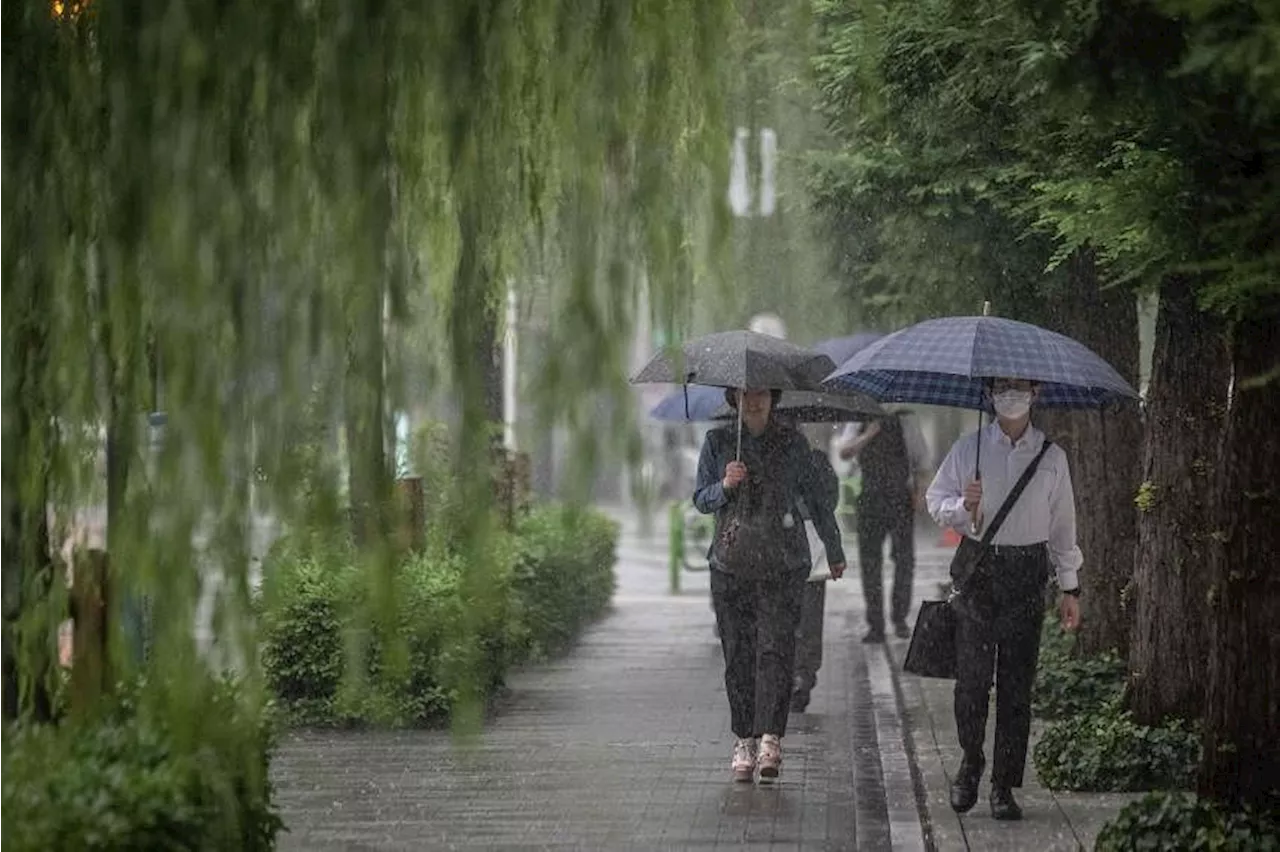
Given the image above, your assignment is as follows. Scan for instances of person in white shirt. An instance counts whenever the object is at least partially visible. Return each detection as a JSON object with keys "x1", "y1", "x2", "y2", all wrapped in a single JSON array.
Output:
[
  {"x1": 838, "y1": 410, "x2": 932, "y2": 641},
  {"x1": 926, "y1": 378, "x2": 1082, "y2": 822}
]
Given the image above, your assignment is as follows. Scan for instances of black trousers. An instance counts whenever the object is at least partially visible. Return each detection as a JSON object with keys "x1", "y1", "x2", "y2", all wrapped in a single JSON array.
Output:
[
  {"x1": 856, "y1": 494, "x2": 915, "y2": 632},
  {"x1": 793, "y1": 581, "x2": 826, "y2": 694},
  {"x1": 953, "y1": 546, "x2": 1049, "y2": 788},
  {"x1": 711, "y1": 568, "x2": 805, "y2": 738}
]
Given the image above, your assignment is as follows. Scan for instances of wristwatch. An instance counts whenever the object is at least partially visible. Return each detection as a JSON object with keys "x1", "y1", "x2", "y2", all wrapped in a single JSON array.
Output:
[{"x1": 1062, "y1": 587, "x2": 1081, "y2": 598}]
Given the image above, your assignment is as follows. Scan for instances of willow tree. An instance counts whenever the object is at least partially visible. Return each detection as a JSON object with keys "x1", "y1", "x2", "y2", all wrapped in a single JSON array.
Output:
[{"x1": 2, "y1": 0, "x2": 734, "y2": 828}]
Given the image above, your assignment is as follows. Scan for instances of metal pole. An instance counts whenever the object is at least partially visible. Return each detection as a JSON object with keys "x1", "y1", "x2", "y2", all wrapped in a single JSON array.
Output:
[{"x1": 668, "y1": 500, "x2": 683, "y2": 594}]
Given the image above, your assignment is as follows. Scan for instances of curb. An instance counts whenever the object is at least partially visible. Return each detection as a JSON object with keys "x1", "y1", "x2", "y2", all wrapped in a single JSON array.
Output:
[
  {"x1": 881, "y1": 639, "x2": 947, "y2": 852},
  {"x1": 863, "y1": 637, "x2": 930, "y2": 851}
]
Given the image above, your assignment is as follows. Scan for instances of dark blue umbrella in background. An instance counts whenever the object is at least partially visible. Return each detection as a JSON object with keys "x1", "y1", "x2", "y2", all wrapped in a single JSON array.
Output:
[
  {"x1": 824, "y1": 315, "x2": 1139, "y2": 409},
  {"x1": 812, "y1": 332, "x2": 885, "y2": 370},
  {"x1": 649, "y1": 385, "x2": 729, "y2": 422}
]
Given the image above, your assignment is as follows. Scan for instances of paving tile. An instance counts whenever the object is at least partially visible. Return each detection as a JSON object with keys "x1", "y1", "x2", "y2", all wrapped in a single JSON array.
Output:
[
  {"x1": 890, "y1": 541, "x2": 1134, "y2": 852},
  {"x1": 271, "y1": 510, "x2": 884, "y2": 850}
]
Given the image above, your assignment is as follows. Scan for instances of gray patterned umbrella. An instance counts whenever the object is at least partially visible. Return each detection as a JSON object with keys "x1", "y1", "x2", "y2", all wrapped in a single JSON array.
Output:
[
  {"x1": 631, "y1": 330, "x2": 835, "y2": 391},
  {"x1": 648, "y1": 386, "x2": 884, "y2": 422}
]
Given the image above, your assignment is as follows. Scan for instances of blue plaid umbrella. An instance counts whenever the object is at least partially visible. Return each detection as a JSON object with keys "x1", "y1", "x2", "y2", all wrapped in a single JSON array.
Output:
[{"x1": 824, "y1": 316, "x2": 1140, "y2": 410}]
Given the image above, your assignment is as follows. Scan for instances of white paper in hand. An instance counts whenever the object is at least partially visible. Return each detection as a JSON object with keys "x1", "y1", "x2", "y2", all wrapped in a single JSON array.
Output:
[{"x1": 805, "y1": 519, "x2": 831, "y2": 582}]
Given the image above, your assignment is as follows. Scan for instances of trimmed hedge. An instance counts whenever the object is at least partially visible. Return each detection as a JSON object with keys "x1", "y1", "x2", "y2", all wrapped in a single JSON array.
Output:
[
  {"x1": 1096, "y1": 792, "x2": 1280, "y2": 852},
  {"x1": 2, "y1": 682, "x2": 281, "y2": 852},
  {"x1": 259, "y1": 503, "x2": 618, "y2": 727},
  {"x1": 1033, "y1": 702, "x2": 1201, "y2": 792},
  {"x1": 509, "y1": 505, "x2": 618, "y2": 660}
]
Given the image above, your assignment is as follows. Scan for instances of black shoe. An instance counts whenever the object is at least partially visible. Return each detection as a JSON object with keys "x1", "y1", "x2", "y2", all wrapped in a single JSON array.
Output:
[
  {"x1": 862, "y1": 629, "x2": 886, "y2": 644},
  {"x1": 950, "y1": 755, "x2": 985, "y2": 813},
  {"x1": 790, "y1": 690, "x2": 810, "y2": 713},
  {"x1": 893, "y1": 621, "x2": 911, "y2": 639},
  {"x1": 990, "y1": 785, "x2": 1023, "y2": 821}
]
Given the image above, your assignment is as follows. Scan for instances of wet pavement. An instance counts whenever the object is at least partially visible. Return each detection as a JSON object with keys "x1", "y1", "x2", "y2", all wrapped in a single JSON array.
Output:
[
  {"x1": 894, "y1": 547, "x2": 1141, "y2": 851},
  {"x1": 270, "y1": 508, "x2": 1132, "y2": 850},
  {"x1": 271, "y1": 508, "x2": 907, "y2": 850}
]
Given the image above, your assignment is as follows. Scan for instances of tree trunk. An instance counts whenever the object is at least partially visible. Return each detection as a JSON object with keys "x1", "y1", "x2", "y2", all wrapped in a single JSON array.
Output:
[
  {"x1": 1128, "y1": 276, "x2": 1229, "y2": 725},
  {"x1": 2, "y1": 274, "x2": 57, "y2": 722},
  {"x1": 344, "y1": 273, "x2": 391, "y2": 548},
  {"x1": 1199, "y1": 310, "x2": 1280, "y2": 807},
  {"x1": 1038, "y1": 249, "x2": 1142, "y2": 658}
]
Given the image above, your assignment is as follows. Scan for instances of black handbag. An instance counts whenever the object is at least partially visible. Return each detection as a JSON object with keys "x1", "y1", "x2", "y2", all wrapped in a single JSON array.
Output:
[
  {"x1": 902, "y1": 439, "x2": 1053, "y2": 679},
  {"x1": 903, "y1": 599, "x2": 958, "y2": 678}
]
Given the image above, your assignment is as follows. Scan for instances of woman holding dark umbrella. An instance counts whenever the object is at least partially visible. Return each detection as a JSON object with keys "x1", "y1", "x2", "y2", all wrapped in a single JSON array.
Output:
[{"x1": 693, "y1": 386, "x2": 846, "y2": 784}]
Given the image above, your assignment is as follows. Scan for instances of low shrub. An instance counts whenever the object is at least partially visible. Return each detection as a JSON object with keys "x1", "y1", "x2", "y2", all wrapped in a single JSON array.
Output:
[
  {"x1": 1033, "y1": 702, "x2": 1201, "y2": 792},
  {"x1": 1033, "y1": 614, "x2": 1127, "y2": 720},
  {"x1": 510, "y1": 504, "x2": 618, "y2": 661},
  {"x1": 1095, "y1": 792, "x2": 1280, "y2": 852},
  {"x1": 259, "y1": 540, "x2": 517, "y2": 727},
  {"x1": 2, "y1": 680, "x2": 281, "y2": 852},
  {"x1": 259, "y1": 503, "x2": 618, "y2": 727},
  {"x1": 257, "y1": 542, "x2": 349, "y2": 725}
]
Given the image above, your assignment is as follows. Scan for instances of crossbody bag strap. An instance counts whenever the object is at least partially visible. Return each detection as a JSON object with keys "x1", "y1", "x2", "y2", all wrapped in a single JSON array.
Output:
[
  {"x1": 794, "y1": 496, "x2": 813, "y2": 522},
  {"x1": 978, "y1": 439, "x2": 1053, "y2": 546}
]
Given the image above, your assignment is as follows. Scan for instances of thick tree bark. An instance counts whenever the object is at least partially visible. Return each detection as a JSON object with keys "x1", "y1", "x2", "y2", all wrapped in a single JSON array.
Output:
[
  {"x1": 1128, "y1": 276, "x2": 1230, "y2": 725},
  {"x1": 1038, "y1": 249, "x2": 1142, "y2": 658},
  {"x1": 1199, "y1": 310, "x2": 1280, "y2": 807}
]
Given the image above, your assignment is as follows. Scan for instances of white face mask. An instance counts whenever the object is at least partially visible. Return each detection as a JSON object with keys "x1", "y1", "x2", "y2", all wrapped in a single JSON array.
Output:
[{"x1": 992, "y1": 390, "x2": 1033, "y2": 419}]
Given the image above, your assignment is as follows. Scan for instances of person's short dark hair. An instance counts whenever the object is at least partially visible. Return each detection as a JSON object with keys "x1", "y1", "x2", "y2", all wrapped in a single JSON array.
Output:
[{"x1": 985, "y1": 377, "x2": 1041, "y2": 392}]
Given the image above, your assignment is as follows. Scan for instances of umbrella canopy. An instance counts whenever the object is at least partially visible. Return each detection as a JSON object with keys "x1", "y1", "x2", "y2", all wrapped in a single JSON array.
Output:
[
  {"x1": 824, "y1": 315, "x2": 1140, "y2": 409},
  {"x1": 631, "y1": 330, "x2": 835, "y2": 391},
  {"x1": 649, "y1": 386, "x2": 885, "y2": 423},
  {"x1": 812, "y1": 332, "x2": 884, "y2": 368}
]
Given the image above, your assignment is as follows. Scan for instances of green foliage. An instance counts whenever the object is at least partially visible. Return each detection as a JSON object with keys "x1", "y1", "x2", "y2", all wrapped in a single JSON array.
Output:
[
  {"x1": 808, "y1": 0, "x2": 1280, "y2": 322},
  {"x1": 807, "y1": 0, "x2": 1063, "y2": 328},
  {"x1": 2, "y1": 680, "x2": 281, "y2": 852},
  {"x1": 510, "y1": 506, "x2": 619, "y2": 661},
  {"x1": 1096, "y1": 792, "x2": 1280, "y2": 852},
  {"x1": 1034, "y1": 703, "x2": 1201, "y2": 792},
  {"x1": 1135, "y1": 481, "x2": 1159, "y2": 512},
  {"x1": 1034, "y1": 613, "x2": 1127, "y2": 720},
  {"x1": 259, "y1": 504, "x2": 617, "y2": 727}
]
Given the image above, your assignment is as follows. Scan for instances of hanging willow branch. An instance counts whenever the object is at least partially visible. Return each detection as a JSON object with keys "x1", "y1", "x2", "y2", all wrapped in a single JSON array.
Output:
[{"x1": 2, "y1": 0, "x2": 734, "y2": 785}]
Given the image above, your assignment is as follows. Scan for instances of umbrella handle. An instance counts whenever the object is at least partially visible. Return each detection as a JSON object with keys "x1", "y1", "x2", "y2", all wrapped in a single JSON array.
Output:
[
  {"x1": 736, "y1": 397, "x2": 743, "y2": 461},
  {"x1": 971, "y1": 408, "x2": 984, "y2": 536}
]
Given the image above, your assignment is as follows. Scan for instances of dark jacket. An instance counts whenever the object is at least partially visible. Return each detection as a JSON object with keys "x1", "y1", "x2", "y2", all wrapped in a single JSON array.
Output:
[{"x1": 693, "y1": 420, "x2": 846, "y2": 574}]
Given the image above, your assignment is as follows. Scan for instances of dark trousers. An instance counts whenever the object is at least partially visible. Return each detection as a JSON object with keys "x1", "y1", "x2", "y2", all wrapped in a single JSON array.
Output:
[
  {"x1": 856, "y1": 496, "x2": 915, "y2": 632},
  {"x1": 953, "y1": 546, "x2": 1049, "y2": 788},
  {"x1": 793, "y1": 581, "x2": 826, "y2": 694},
  {"x1": 711, "y1": 568, "x2": 805, "y2": 738}
]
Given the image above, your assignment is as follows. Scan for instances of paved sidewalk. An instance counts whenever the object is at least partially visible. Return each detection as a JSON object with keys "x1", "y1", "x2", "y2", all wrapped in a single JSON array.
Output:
[
  {"x1": 883, "y1": 539, "x2": 1140, "y2": 852},
  {"x1": 270, "y1": 509, "x2": 916, "y2": 850}
]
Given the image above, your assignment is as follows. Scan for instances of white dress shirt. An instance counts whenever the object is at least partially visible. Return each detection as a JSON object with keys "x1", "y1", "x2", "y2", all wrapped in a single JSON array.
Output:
[{"x1": 926, "y1": 422, "x2": 1083, "y2": 591}]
